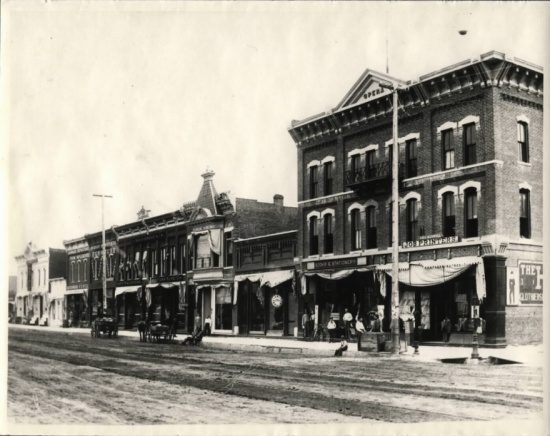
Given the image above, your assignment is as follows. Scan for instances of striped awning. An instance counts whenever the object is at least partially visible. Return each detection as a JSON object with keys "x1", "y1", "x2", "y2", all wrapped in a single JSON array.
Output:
[{"x1": 115, "y1": 286, "x2": 140, "y2": 298}]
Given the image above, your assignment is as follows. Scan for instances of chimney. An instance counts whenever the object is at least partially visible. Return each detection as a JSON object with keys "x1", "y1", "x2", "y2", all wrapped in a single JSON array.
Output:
[{"x1": 273, "y1": 194, "x2": 284, "y2": 207}]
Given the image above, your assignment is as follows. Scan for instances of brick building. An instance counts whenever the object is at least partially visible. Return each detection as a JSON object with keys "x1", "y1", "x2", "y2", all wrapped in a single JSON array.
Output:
[
  {"x1": 186, "y1": 169, "x2": 297, "y2": 335},
  {"x1": 63, "y1": 236, "x2": 90, "y2": 327},
  {"x1": 14, "y1": 242, "x2": 67, "y2": 325},
  {"x1": 288, "y1": 51, "x2": 543, "y2": 346}
]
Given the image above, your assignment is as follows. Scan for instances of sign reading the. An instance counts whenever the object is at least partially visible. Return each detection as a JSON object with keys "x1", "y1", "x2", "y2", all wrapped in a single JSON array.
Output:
[
  {"x1": 402, "y1": 236, "x2": 460, "y2": 249},
  {"x1": 518, "y1": 261, "x2": 543, "y2": 305}
]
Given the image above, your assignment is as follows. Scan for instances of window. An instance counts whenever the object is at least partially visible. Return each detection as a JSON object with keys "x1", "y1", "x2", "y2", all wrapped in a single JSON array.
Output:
[
  {"x1": 406, "y1": 140, "x2": 417, "y2": 178},
  {"x1": 366, "y1": 150, "x2": 375, "y2": 178},
  {"x1": 464, "y1": 188, "x2": 478, "y2": 237},
  {"x1": 71, "y1": 261, "x2": 75, "y2": 283},
  {"x1": 406, "y1": 199, "x2": 418, "y2": 241},
  {"x1": 196, "y1": 235, "x2": 212, "y2": 269},
  {"x1": 83, "y1": 260, "x2": 87, "y2": 281},
  {"x1": 151, "y1": 249, "x2": 158, "y2": 277},
  {"x1": 38, "y1": 269, "x2": 41, "y2": 286},
  {"x1": 170, "y1": 246, "x2": 176, "y2": 275},
  {"x1": 310, "y1": 166, "x2": 318, "y2": 199},
  {"x1": 517, "y1": 122, "x2": 529, "y2": 163},
  {"x1": 442, "y1": 192, "x2": 456, "y2": 237},
  {"x1": 160, "y1": 247, "x2": 167, "y2": 275},
  {"x1": 464, "y1": 124, "x2": 477, "y2": 165},
  {"x1": 350, "y1": 209, "x2": 361, "y2": 251},
  {"x1": 520, "y1": 189, "x2": 531, "y2": 238},
  {"x1": 350, "y1": 154, "x2": 361, "y2": 182},
  {"x1": 309, "y1": 217, "x2": 319, "y2": 256},
  {"x1": 179, "y1": 244, "x2": 186, "y2": 273},
  {"x1": 323, "y1": 161, "x2": 333, "y2": 196},
  {"x1": 224, "y1": 232, "x2": 233, "y2": 266},
  {"x1": 442, "y1": 129, "x2": 454, "y2": 170},
  {"x1": 366, "y1": 206, "x2": 377, "y2": 249},
  {"x1": 324, "y1": 215, "x2": 333, "y2": 254}
]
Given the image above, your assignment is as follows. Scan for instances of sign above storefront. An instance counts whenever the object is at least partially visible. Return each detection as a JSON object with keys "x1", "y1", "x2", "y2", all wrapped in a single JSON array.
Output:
[
  {"x1": 67, "y1": 283, "x2": 88, "y2": 291},
  {"x1": 192, "y1": 222, "x2": 224, "y2": 233},
  {"x1": 151, "y1": 274, "x2": 185, "y2": 284},
  {"x1": 308, "y1": 256, "x2": 367, "y2": 270},
  {"x1": 402, "y1": 236, "x2": 460, "y2": 249},
  {"x1": 117, "y1": 278, "x2": 144, "y2": 287}
]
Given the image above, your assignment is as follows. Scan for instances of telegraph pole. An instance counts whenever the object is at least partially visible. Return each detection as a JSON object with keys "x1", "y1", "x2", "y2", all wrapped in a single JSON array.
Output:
[
  {"x1": 93, "y1": 194, "x2": 113, "y2": 316},
  {"x1": 380, "y1": 81, "x2": 405, "y2": 354}
]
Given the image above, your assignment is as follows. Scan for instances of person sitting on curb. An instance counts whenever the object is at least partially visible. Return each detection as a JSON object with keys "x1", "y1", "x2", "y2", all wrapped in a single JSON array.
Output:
[
  {"x1": 327, "y1": 317, "x2": 337, "y2": 343},
  {"x1": 182, "y1": 329, "x2": 204, "y2": 346},
  {"x1": 334, "y1": 335, "x2": 348, "y2": 357}
]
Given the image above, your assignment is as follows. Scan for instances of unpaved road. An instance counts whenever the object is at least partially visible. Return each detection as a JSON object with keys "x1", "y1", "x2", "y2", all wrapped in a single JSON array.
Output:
[{"x1": 8, "y1": 328, "x2": 543, "y2": 425}]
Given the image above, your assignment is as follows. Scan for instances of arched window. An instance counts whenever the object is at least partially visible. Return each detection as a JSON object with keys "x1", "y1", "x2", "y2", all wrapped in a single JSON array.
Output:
[
  {"x1": 406, "y1": 139, "x2": 417, "y2": 177},
  {"x1": 83, "y1": 259, "x2": 88, "y2": 281},
  {"x1": 350, "y1": 209, "x2": 362, "y2": 251},
  {"x1": 442, "y1": 192, "x2": 456, "y2": 237},
  {"x1": 323, "y1": 161, "x2": 333, "y2": 196},
  {"x1": 406, "y1": 199, "x2": 418, "y2": 241},
  {"x1": 309, "y1": 216, "x2": 319, "y2": 256},
  {"x1": 464, "y1": 188, "x2": 478, "y2": 237},
  {"x1": 310, "y1": 165, "x2": 319, "y2": 199},
  {"x1": 519, "y1": 189, "x2": 531, "y2": 238},
  {"x1": 77, "y1": 261, "x2": 82, "y2": 282},
  {"x1": 517, "y1": 121, "x2": 529, "y2": 163},
  {"x1": 323, "y1": 214, "x2": 333, "y2": 254},
  {"x1": 366, "y1": 206, "x2": 377, "y2": 249},
  {"x1": 71, "y1": 262, "x2": 75, "y2": 283}
]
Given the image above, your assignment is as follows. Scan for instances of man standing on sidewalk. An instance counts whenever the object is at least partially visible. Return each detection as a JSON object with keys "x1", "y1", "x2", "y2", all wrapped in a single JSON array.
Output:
[
  {"x1": 193, "y1": 312, "x2": 202, "y2": 336},
  {"x1": 343, "y1": 308, "x2": 353, "y2": 339},
  {"x1": 441, "y1": 316, "x2": 452, "y2": 344}
]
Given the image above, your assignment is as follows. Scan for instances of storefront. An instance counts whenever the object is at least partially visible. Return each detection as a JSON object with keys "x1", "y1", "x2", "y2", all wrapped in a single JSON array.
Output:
[
  {"x1": 65, "y1": 288, "x2": 88, "y2": 327},
  {"x1": 234, "y1": 270, "x2": 297, "y2": 336},
  {"x1": 88, "y1": 283, "x2": 116, "y2": 321},
  {"x1": 145, "y1": 282, "x2": 184, "y2": 326},
  {"x1": 195, "y1": 282, "x2": 234, "y2": 334},
  {"x1": 375, "y1": 256, "x2": 486, "y2": 344},
  {"x1": 115, "y1": 285, "x2": 143, "y2": 329}
]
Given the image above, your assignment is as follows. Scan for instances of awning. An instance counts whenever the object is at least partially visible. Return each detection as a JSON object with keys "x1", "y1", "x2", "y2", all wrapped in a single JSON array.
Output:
[
  {"x1": 66, "y1": 289, "x2": 86, "y2": 296},
  {"x1": 234, "y1": 273, "x2": 263, "y2": 283},
  {"x1": 376, "y1": 256, "x2": 486, "y2": 300},
  {"x1": 260, "y1": 270, "x2": 294, "y2": 288},
  {"x1": 115, "y1": 286, "x2": 140, "y2": 298}
]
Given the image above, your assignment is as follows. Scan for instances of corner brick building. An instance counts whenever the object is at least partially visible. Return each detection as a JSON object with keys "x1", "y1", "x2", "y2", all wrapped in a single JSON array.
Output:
[{"x1": 288, "y1": 51, "x2": 543, "y2": 346}]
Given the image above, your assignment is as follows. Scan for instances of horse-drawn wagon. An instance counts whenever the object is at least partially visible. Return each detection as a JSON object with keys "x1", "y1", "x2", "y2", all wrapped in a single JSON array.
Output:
[{"x1": 91, "y1": 317, "x2": 119, "y2": 338}]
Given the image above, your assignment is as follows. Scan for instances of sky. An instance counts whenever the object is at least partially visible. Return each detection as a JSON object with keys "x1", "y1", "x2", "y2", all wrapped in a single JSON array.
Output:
[{"x1": 2, "y1": 1, "x2": 549, "y2": 275}]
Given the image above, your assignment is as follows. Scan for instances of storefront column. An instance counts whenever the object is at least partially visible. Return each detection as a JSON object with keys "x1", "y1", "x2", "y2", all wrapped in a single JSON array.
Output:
[{"x1": 483, "y1": 255, "x2": 507, "y2": 347}]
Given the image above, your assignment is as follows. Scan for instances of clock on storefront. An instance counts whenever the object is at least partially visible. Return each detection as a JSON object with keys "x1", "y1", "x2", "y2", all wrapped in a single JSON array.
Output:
[{"x1": 271, "y1": 294, "x2": 283, "y2": 308}]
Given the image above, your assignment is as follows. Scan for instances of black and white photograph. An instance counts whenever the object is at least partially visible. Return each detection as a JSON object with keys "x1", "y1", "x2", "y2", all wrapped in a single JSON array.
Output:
[{"x1": 2, "y1": 1, "x2": 548, "y2": 435}]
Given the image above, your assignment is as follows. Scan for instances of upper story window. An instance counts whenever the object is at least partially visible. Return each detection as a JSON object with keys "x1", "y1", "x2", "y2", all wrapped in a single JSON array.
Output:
[
  {"x1": 463, "y1": 123, "x2": 477, "y2": 166},
  {"x1": 517, "y1": 121, "x2": 529, "y2": 163},
  {"x1": 442, "y1": 129, "x2": 455, "y2": 170},
  {"x1": 406, "y1": 199, "x2": 418, "y2": 241},
  {"x1": 406, "y1": 139, "x2": 417, "y2": 178},
  {"x1": 350, "y1": 208, "x2": 362, "y2": 251},
  {"x1": 151, "y1": 249, "x2": 158, "y2": 277},
  {"x1": 366, "y1": 150, "x2": 375, "y2": 178},
  {"x1": 310, "y1": 165, "x2": 319, "y2": 199},
  {"x1": 170, "y1": 246, "x2": 176, "y2": 275},
  {"x1": 224, "y1": 232, "x2": 233, "y2": 267},
  {"x1": 71, "y1": 261, "x2": 75, "y2": 283},
  {"x1": 38, "y1": 269, "x2": 41, "y2": 286},
  {"x1": 520, "y1": 189, "x2": 531, "y2": 238},
  {"x1": 179, "y1": 243, "x2": 186, "y2": 273},
  {"x1": 309, "y1": 216, "x2": 319, "y2": 256},
  {"x1": 323, "y1": 161, "x2": 333, "y2": 196},
  {"x1": 83, "y1": 260, "x2": 87, "y2": 281},
  {"x1": 323, "y1": 214, "x2": 333, "y2": 254},
  {"x1": 442, "y1": 192, "x2": 456, "y2": 237},
  {"x1": 350, "y1": 154, "x2": 361, "y2": 183},
  {"x1": 43, "y1": 268, "x2": 46, "y2": 286},
  {"x1": 366, "y1": 206, "x2": 377, "y2": 249},
  {"x1": 464, "y1": 188, "x2": 478, "y2": 238}
]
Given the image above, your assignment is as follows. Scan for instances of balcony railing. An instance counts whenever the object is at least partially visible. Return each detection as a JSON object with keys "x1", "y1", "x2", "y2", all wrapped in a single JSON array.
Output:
[{"x1": 345, "y1": 162, "x2": 405, "y2": 186}]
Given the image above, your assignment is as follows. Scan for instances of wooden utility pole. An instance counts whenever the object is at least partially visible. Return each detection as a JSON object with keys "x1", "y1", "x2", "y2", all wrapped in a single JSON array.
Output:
[{"x1": 93, "y1": 194, "x2": 113, "y2": 315}]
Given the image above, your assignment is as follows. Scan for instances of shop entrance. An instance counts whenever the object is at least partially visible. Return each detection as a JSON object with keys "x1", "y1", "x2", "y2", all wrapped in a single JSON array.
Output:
[{"x1": 237, "y1": 280, "x2": 265, "y2": 335}]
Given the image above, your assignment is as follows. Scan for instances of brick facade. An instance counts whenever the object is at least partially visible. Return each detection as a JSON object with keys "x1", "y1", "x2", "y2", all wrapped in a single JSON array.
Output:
[{"x1": 289, "y1": 51, "x2": 543, "y2": 346}]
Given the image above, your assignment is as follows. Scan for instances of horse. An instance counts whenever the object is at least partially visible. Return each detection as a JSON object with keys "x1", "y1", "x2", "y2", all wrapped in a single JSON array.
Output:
[{"x1": 137, "y1": 319, "x2": 150, "y2": 342}]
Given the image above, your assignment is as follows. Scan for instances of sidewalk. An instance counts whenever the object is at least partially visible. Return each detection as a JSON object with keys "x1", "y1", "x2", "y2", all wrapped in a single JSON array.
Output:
[{"x1": 8, "y1": 324, "x2": 544, "y2": 366}]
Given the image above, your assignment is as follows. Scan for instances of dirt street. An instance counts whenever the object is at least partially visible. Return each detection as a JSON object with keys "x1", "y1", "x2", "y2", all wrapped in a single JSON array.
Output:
[{"x1": 7, "y1": 328, "x2": 543, "y2": 425}]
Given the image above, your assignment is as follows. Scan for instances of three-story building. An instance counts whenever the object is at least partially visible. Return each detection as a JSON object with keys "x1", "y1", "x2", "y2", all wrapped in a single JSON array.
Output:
[{"x1": 288, "y1": 51, "x2": 543, "y2": 346}]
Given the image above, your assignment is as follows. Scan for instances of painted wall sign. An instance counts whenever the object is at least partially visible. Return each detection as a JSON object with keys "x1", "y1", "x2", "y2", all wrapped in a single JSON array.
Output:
[
  {"x1": 518, "y1": 261, "x2": 543, "y2": 305},
  {"x1": 192, "y1": 222, "x2": 224, "y2": 233},
  {"x1": 402, "y1": 236, "x2": 460, "y2": 249},
  {"x1": 151, "y1": 274, "x2": 185, "y2": 284},
  {"x1": 130, "y1": 232, "x2": 167, "y2": 244}
]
